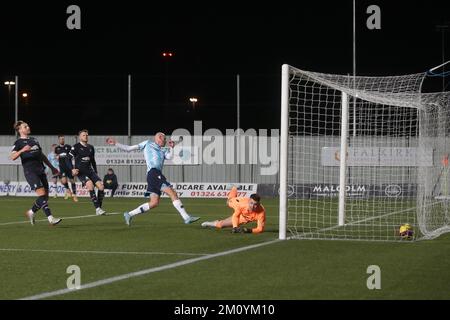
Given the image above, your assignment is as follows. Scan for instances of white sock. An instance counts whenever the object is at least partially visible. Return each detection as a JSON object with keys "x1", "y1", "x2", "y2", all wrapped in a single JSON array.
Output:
[
  {"x1": 47, "y1": 215, "x2": 54, "y2": 223},
  {"x1": 129, "y1": 203, "x2": 150, "y2": 216},
  {"x1": 173, "y1": 199, "x2": 189, "y2": 220}
]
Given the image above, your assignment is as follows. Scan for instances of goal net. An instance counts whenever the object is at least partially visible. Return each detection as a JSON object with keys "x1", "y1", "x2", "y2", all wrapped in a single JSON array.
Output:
[{"x1": 279, "y1": 64, "x2": 450, "y2": 241}]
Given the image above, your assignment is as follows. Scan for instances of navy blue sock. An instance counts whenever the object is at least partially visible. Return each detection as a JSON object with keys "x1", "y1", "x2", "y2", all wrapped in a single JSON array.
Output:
[
  {"x1": 31, "y1": 195, "x2": 47, "y2": 213},
  {"x1": 97, "y1": 190, "x2": 105, "y2": 207},
  {"x1": 89, "y1": 190, "x2": 99, "y2": 208},
  {"x1": 41, "y1": 200, "x2": 52, "y2": 217},
  {"x1": 71, "y1": 183, "x2": 77, "y2": 195}
]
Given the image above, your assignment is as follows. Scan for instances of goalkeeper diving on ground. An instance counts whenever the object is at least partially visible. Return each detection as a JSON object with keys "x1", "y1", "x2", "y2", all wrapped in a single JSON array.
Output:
[
  {"x1": 201, "y1": 186, "x2": 266, "y2": 234},
  {"x1": 106, "y1": 133, "x2": 200, "y2": 226}
]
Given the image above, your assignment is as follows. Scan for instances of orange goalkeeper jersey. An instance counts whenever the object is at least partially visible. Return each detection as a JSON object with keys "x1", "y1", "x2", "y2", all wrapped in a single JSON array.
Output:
[{"x1": 229, "y1": 197, "x2": 266, "y2": 233}]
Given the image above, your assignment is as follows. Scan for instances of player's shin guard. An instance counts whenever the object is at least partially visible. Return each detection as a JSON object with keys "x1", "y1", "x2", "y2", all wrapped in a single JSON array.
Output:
[
  {"x1": 98, "y1": 190, "x2": 105, "y2": 207},
  {"x1": 31, "y1": 195, "x2": 47, "y2": 213},
  {"x1": 129, "y1": 203, "x2": 150, "y2": 216},
  {"x1": 89, "y1": 190, "x2": 100, "y2": 208},
  {"x1": 172, "y1": 199, "x2": 189, "y2": 220},
  {"x1": 41, "y1": 200, "x2": 53, "y2": 217},
  {"x1": 31, "y1": 196, "x2": 48, "y2": 214}
]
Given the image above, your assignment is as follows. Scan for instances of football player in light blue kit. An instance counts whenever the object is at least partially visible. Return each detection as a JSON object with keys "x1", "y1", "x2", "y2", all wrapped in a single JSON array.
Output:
[
  {"x1": 106, "y1": 132, "x2": 200, "y2": 226},
  {"x1": 46, "y1": 144, "x2": 60, "y2": 198}
]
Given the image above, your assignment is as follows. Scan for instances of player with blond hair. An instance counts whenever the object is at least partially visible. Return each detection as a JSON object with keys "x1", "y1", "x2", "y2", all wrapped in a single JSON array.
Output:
[{"x1": 10, "y1": 121, "x2": 62, "y2": 226}]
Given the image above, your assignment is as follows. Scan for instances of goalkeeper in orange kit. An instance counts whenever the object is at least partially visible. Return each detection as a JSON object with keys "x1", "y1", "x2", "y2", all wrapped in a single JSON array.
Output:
[{"x1": 201, "y1": 186, "x2": 266, "y2": 234}]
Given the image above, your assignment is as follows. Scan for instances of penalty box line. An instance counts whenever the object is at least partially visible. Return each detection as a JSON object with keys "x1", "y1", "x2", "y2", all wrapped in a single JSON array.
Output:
[{"x1": 19, "y1": 238, "x2": 281, "y2": 300}]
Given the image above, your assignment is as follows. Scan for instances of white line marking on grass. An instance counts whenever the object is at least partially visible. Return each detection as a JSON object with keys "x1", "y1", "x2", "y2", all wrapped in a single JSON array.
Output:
[
  {"x1": 0, "y1": 212, "x2": 121, "y2": 226},
  {"x1": 19, "y1": 238, "x2": 281, "y2": 300},
  {"x1": 0, "y1": 208, "x2": 280, "y2": 226},
  {"x1": 0, "y1": 248, "x2": 207, "y2": 256},
  {"x1": 0, "y1": 198, "x2": 279, "y2": 207}
]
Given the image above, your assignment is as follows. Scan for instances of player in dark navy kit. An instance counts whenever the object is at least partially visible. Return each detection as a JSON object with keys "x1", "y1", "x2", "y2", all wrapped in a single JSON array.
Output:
[
  {"x1": 9, "y1": 121, "x2": 62, "y2": 226},
  {"x1": 55, "y1": 135, "x2": 78, "y2": 202},
  {"x1": 68, "y1": 129, "x2": 106, "y2": 215}
]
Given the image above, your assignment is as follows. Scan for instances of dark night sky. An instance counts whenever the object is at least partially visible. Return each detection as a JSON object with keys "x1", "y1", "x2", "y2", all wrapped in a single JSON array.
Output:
[{"x1": 0, "y1": 0, "x2": 449, "y2": 135}]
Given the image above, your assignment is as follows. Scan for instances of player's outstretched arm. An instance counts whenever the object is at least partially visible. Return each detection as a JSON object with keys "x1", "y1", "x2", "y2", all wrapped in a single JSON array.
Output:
[
  {"x1": 91, "y1": 148, "x2": 98, "y2": 173},
  {"x1": 67, "y1": 146, "x2": 77, "y2": 175},
  {"x1": 231, "y1": 210, "x2": 243, "y2": 234},
  {"x1": 105, "y1": 137, "x2": 117, "y2": 145},
  {"x1": 251, "y1": 212, "x2": 266, "y2": 234},
  {"x1": 9, "y1": 151, "x2": 19, "y2": 161},
  {"x1": 106, "y1": 137, "x2": 140, "y2": 152},
  {"x1": 165, "y1": 141, "x2": 174, "y2": 160},
  {"x1": 9, "y1": 145, "x2": 31, "y2": 161}
]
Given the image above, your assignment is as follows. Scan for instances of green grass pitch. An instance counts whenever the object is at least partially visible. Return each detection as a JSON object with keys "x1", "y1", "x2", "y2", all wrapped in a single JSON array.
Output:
[{"x1": 0, "y1": 196, "x2": 449, "y2": 300}]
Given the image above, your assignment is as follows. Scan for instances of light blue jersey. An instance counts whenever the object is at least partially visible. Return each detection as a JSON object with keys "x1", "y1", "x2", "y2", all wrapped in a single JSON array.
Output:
[
  {"x1": 138, "y1": 141, "x2": 171, "y2": 173},
  {"x1": 47, "y1": 151, "x2": 60, "y2": 170}
]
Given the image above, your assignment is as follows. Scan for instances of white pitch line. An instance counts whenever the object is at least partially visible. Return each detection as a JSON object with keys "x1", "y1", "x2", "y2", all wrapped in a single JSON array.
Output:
[
  {"x1": 0, "y1": 248, "x2": 208, "y2": 256},
  {"x1": 0, "y1": 211, "x2": 251, "y2": 226},
  {"x1": 0, "y1": 198, "x2": 279, "y2": 208},
  {"x1": 0, "y1": 212, "x2": 121, "y2": 226},
  {"x1": 19, "y1": 238, "x2": 281, "y2": 300}
]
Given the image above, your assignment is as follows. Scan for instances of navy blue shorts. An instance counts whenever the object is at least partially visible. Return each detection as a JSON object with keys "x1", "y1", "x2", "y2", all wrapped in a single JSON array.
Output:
[
  {"x1": 146, "y1": 168, "x2": 171, "y2": 197},
  {"x1": 77, "y1": 170, "x2": 101, "y2": 186},
  {"x1": 59, "y1": 164, "x2": 74, "y2": 179},
  {"x1": 24, "y1": 169, "x2": 49, "y2": 191}
]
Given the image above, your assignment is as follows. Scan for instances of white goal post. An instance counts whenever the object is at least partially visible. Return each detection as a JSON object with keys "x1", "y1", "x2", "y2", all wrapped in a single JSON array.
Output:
[{"x1": 279, "y1": 64, "x2": 450, "y2": 241}]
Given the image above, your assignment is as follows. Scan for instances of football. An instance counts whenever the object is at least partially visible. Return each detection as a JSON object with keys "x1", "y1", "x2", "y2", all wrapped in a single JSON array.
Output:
[{"x1": 399, "y1": 223, "x2": 414, "y2": 240}]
